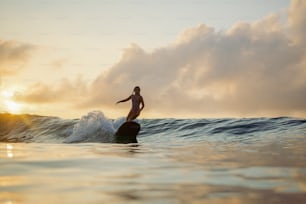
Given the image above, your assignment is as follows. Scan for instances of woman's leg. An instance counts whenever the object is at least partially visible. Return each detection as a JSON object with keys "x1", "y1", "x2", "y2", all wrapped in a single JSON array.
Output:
[
  {"x1": 126, "y1": 111, "x2": 133, "y2": 121},
  {"x1": 130, "y1": 112, "x2": 140, "y2": 121},
  {"x1": 126, "y1": 110, "x2": 139, "y2": 121}
]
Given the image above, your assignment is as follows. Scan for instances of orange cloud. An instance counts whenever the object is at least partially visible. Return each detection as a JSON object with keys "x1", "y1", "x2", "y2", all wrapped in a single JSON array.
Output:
[{"x1": 14, "y1": 77, "x2": 88, "y2": 106}]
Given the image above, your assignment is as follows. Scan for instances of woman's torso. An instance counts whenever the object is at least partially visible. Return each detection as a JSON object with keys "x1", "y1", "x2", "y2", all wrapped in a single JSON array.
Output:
[{"x1": 131, "y1": 94, "x2": 141, "y2": 111}]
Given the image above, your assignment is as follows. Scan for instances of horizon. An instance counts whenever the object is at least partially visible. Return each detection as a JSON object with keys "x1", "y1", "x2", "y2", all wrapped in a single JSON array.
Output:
[
  {"x1": 0, "y1": 111, "x2": 304, "y2": 121},
  {"x1": 1, "y1": 0, "x2": 306, "y2": 119}
]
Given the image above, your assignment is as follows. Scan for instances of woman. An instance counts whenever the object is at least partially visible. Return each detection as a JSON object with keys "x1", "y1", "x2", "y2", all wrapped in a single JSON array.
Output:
[{"x1": 116, "y1": 86, "x2": 145, "y2": 121}]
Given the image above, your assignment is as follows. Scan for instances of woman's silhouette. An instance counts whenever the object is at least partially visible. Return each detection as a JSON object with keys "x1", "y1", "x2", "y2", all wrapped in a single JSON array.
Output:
[{"x1": 116, "y1": 86, "x2": 145, "y2": 121}]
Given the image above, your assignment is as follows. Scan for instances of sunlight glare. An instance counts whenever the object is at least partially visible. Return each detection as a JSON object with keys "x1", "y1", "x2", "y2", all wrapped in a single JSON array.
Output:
[
  {"x1": 6, "y1": 144, "x2": 14, "y2": 158},
  {"x1": 1, "y1": 89, "x2": 23, "y2": 114},
  {"x1": 4, "y1": 100, "x2": 22, "y2": 114},
  {"x1": 2, "y1": 90, "x2": 14, "y2": 98}
]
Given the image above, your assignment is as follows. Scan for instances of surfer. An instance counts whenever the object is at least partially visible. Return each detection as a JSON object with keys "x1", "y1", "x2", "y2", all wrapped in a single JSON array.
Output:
[{"x1": 116, "y1": 86, "x2": 145, "y2": 121}]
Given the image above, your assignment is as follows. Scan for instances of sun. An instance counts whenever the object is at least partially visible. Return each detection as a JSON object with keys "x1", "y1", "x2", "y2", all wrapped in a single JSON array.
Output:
[
  {"x1": 5, "y1": 100, "x2": 22, "y2": 113},
  {"x1": 1, "y1": 89, "x2": 23, "y2": 114}
]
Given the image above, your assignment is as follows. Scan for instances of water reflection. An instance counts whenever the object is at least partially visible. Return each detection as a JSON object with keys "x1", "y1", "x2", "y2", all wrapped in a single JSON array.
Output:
[
  {"x1": 6, "y1": 144, "x2": 14, "y2": 158},
  {"x1": 0, "y1": 144, "x2": 14, "y2": 159},
  {"x1": 92, "y1": 143, "x2": 146, "y2": 158},
  {"x1": 0, "y1": 139, "x2": 305, "y2": 204}
]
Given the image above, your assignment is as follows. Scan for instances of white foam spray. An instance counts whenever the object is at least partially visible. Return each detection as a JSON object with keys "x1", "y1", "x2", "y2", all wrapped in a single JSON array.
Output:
[{"x1": 65, "y1": 111, "x2": 124, "y2": 143}]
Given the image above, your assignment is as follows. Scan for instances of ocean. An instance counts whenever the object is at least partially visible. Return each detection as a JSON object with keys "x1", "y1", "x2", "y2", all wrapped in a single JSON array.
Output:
[{"x1": 0, "y1": 111, "x2": 306, "y2": 204}]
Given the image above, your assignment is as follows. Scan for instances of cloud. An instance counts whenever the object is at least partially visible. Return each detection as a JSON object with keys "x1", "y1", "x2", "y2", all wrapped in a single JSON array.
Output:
[
  {"x1": 0, "y1": 40, "x2": 35, "y2": 76},
  {"x1": 14, "y1": 0, "x2": 306, "y2": 118},
  {"x1": 87, "y1": 0, "x2": 306, "y2": 117},
  {"x1": 289, "y1": 0, "x2": 306, "y2": 45},
  {"x1": 14, "y1": 77, "x2": 88, "y2": 106},
  {"x1": 50, "y1": 59, "x2": 67, "y2": 70}
]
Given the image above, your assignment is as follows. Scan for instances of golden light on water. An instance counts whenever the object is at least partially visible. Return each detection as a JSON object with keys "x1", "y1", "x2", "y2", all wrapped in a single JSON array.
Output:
[{"x1": 6, "y1": 144, "x2": 14, "y2": 158}]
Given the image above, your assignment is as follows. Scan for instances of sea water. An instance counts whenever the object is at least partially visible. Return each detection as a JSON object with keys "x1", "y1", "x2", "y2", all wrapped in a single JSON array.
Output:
[{"x1": 0, "y1": 111, "x2": 306, "y2": 204}]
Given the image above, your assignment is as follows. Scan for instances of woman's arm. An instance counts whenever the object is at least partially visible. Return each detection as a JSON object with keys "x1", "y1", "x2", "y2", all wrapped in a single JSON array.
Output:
[{"x1": 116, "y1": 95, "x2": 131, "y2": 104}]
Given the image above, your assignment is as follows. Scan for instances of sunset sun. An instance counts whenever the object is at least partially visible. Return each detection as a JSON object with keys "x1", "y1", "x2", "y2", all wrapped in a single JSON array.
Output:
[
  {"x1": 5, "y1": 100, "x2": 22, "y2": 113},
  {"x1": 1, "y1": 90, "x2": 23, "y2": 114}
]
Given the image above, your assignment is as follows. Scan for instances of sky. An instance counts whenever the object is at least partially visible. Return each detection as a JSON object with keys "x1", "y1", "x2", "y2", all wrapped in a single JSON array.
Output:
[{"x1": 0, "y1": 0, "x2": 305, "y2": 119}]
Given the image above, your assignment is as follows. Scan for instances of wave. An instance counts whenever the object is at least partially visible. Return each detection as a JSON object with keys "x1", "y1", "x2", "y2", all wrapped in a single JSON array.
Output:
[
  {"x1": 1, "y1": 111, "x2": 306, "y2": 143},
  {"x1": 0, "y1": 111, "x2": 125, "y2": 143},
  {"x1": 64, "y1": 111, "x2": 125, "y2": 143}
]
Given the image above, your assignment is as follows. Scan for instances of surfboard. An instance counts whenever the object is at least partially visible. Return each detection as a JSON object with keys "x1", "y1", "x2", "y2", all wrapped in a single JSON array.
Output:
[{"x1": 115, "y1": 121, "x2": 141, "y2": 143}]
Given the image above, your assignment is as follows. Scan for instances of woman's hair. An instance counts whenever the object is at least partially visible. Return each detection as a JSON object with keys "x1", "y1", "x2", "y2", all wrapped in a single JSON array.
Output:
[
  {"x1": 134, "y1": 86, "x2": 140, "y2": 91},
  {"x1": 133, "y1": 86, "x2": 140, "y2": 94}
]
